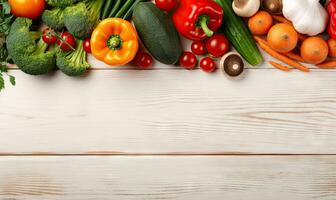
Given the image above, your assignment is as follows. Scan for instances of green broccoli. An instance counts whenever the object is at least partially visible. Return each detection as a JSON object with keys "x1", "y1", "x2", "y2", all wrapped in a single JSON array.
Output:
[
  {"x1": 46, "y1": 0, "x2": 81, "y2": 9},
  {"x1": 56, "y1": 40, "x2": 90, "y2": 76},
  {"x1": 6, "y1": 18, "x2": 56, "y2": 75},
  {"x1": 64, "y1": 0, "x2": 104, "y2": 39},
  {"x1": 42, "y1": 8, "x2": 65, "y2": 31}
]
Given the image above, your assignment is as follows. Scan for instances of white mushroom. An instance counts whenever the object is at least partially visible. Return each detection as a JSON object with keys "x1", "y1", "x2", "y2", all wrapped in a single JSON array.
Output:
[{"x1": 232, "y1": 0, "x2": 260, "y2": 18}]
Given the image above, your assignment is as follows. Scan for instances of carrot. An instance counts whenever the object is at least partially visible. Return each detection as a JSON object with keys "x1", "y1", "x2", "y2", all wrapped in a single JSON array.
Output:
[
  {"x1": 254, "y1": 36, "x2": 310, "y2": 72},
  {"x1": 272, "y1": 15, "x2": 291, "y2": 24},
  {"x1": 269, "y1": 61, "x2": 291, "y2": 71},
  {"x1": 316, "y1": 60, "x2": 336, "y2": 69},
  {"x1": 271, "y1": 15, "x2": 307, "y2": 41},
  {"x1": 284, "y1": 52, "x2": 305, "y2": 62}
]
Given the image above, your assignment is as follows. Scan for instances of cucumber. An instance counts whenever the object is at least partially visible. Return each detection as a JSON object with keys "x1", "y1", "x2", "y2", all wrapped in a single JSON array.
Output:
[
  {"x1": 133, "y1": 2, "x2": 182, "y2": 64},
  {"x1": 215, "y1": 0, "x2": 263, "y2": 66}
]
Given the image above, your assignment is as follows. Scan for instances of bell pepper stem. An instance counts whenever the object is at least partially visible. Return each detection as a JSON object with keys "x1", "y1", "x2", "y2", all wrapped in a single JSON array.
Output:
[
  {"x1": 107, "y1": 34, "x2": 123, "y2": 50},
  {"x1": 198, "y1": 15, "x2": 214, "y2": 37}
]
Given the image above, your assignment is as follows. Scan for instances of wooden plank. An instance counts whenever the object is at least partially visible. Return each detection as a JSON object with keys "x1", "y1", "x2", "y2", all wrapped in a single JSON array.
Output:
[
  {"x1": 0, "y1": 70, "x2": 335, "y2": 154},
  {"x1": 0, "y1": 156, "x2": 335, "y2": 200}
]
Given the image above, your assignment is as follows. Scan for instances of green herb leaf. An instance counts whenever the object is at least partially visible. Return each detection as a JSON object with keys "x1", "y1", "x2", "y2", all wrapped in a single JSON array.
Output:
[
  {"x1": 0, "y1": 75, "x2": 4, "y2": 91},
  {"x1": 0, "y1": 63, "x2": 8, "y2": 72},
  {"x1": 9, "y1": 74, "x2": 15, "y2": 86}
]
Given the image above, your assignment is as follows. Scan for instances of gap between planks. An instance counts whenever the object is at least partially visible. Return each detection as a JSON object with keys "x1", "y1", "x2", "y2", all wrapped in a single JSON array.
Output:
[
  {"x1": 1, "y1": 153, "x2": 336, "y2": 157},
  {"x1": 6, "y1": 67, "x2": 336, "y2": 71}
]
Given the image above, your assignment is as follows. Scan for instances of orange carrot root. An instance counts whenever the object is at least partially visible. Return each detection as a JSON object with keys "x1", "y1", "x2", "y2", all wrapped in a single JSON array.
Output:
[
  {"x1": 272, "y1": 15, "x2": 292, "y2": 24},
  {"x1": 316, "y1": 61, "x2": 336, "y2": 69},
  {"x1": 269, "y1": 61, "x2": 291, "y2": 71},
  {"x1": 284, "y1": 52, "x2": 305, "y2": 63},
  {"x1": 254, "y1": 36, "x2": 310, "y2": 72}
]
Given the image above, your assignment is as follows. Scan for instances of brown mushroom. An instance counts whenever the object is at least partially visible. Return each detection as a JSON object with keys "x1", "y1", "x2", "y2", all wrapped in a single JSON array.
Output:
[
  {"x1": 220, "y1": 52, "x2": 244, "y2": 77},
  {"x1": 262, "y1": 0, "x2": 283, "y2": 15}
]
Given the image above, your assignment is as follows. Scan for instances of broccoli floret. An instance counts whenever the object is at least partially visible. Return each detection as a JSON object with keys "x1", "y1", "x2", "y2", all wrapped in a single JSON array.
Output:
[
  {"x1": 56, "y1": 40, "x2": 90, "y2": 76},
  {"x1": 42, "y1": 8, "x2": 65, "y2": 31},
  {"x1": 46, "y1": 0, "x2": 81, "y2": 9},
  {"x1": 64, "y1": 0, "x2": 104, "y2": 39},
  {"x1": 6, "y1": 18, "x2": 56, "y2": 75}
]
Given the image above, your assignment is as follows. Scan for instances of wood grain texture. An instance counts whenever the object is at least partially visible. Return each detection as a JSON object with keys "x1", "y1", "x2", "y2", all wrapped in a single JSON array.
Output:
[
  {"x1": 0, "y1": 156, "x2": 335, "y2": 200},
  {"x1": 0, "y1": 70, "x2": 335, "y2": 154}
]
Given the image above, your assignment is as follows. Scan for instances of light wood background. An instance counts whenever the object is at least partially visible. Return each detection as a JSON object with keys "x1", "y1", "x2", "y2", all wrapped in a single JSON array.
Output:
[{"x1": 0, "y1": 48, "x2": 335, "y2": 199}]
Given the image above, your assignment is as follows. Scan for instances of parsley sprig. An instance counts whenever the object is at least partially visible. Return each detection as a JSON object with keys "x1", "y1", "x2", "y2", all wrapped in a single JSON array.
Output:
[
  {"x1": 0, "y1": 0, "x2": 15, "y2": 92},
  {"x1": 0, "y1": 61, "x2": 16, "y2": 92}
]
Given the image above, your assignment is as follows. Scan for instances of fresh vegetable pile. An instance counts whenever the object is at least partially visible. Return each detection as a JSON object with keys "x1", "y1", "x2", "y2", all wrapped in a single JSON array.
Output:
[
  {"x1": 0, "y1": 0, "x2": 335, "y2": 92},
  {"x1": 246, "y1": 0, "x2": 335, "y2": 71}
]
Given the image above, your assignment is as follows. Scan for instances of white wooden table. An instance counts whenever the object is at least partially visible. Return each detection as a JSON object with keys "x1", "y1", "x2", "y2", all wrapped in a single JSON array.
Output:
[{"x1": 0, "y1": 49, "x2": 335, "y2": 199}]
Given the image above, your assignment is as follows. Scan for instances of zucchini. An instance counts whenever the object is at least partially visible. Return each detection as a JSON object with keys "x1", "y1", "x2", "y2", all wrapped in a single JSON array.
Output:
[
  {"x1": 133, "y1": 2, "x2": 182, "y2": 64},
  {"x1": 123, "y1": 0, "x2": 146, "y2": 20},
  {"x1": 215, "y1": 0, "x2": 263, "y2": 66}
]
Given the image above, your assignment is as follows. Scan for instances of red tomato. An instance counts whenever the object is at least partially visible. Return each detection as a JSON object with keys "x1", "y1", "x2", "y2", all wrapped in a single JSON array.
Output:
[
  {"x1": 135, "y1": 52, "x2": 153, "y2": 69},
  {"x1": 42, "y1": 28, "x2": 58, "y2": 45},
  {"x1": 155, "y1": 0, "x2": 177, "y2": 12},
  {"x1": 179, "y1": 52, "x2": 197, "y2": 70},
  {"x1": 200, "y1": 57, "x2": 216, "y2": 73},
  {"x1": 83, "y1": 38, "x2": 92, "y2": 53},
  {"x1": 8, "y1": 0, "x2": 45, "y2": 19},
  {"x1": 191, "y1": 41, "x2": 206, "y2": 55},
  {"x1": 57, "y1": 32, "x2": 76, "y2": 52},
  {"x1": 206, "y1": 34, "x2": 230, "y2": 57}
]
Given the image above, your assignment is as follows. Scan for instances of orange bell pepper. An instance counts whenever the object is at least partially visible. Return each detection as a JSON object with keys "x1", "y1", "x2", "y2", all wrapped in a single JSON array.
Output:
[{"x1": 90, "y1": 18, "x2": 139, "y2": 66}]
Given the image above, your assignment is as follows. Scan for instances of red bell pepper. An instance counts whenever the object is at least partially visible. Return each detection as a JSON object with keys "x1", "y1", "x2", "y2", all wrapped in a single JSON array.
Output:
[
  {"x1": 173, "y1": 0, "x2": 224, "y2": 41},
  {"x1": 327, "y1": 0, "x2": 336, "y2": 39}
]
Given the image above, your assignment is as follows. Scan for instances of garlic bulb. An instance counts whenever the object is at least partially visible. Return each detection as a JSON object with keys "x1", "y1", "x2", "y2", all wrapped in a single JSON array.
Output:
[{"x1": 282, "y1": 0, "x2": 328, "y2": 36}]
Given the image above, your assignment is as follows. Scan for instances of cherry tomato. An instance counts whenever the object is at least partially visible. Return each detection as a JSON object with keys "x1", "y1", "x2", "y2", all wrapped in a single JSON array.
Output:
[
  {"x1": 206, "y1": 34, "x2": 230, "y2": 58},
  {"x1": 42, "y1": 28, "x2": 58, "y2": 45},
  {"x1": 135, "y1": 52, "x2": 153, "y2": 69},
  {"x1": 191, "y1": 41, "x2": 206, "y2": 55},
  {"x1": 83, "y1": 38, "x2": 91, "y2": 53},
  {"x1": 200, "y1": 57, "x2": 216, "y2": 73},
  {"x1": 8, "y1": 0, "x2": 45, "y2": 19},
  {"x1": 57, "y1": 32, "x2": 76, "y2": 52},
  {"x1": 179, "y1": 52, "x2": 197, "y2": 70},
  {"x1": 155, "y1": 0, "x2": 177, "y2": 12}
]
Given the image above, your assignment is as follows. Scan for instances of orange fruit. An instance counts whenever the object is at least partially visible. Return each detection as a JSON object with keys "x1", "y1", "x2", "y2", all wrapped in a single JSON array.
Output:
[
  {"x1": 327, "y1": 38, "x2": 336, "y2": 58},
  {"x1": 248, "y1": 11, "x2": 273, "y2": 35},
  {"x1": 267, "y1": 23, "x2": 298, "y2": 53},
  {"x1": 301, "y1": 37, "x2": 328, "y2": 64}
]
